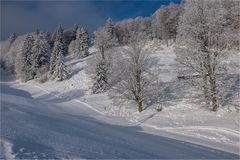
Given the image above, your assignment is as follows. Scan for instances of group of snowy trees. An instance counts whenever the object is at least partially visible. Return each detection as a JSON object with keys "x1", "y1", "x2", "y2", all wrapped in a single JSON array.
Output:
[
  {"x1": 152, "y1": 3, "x2": 182, "y2": 45},
  {"x1": 90, "y1": 19, "x2": 161, "y2": 112},
  {"x1": 176, "y1": 0, "x2": 239, "y2": 111},
  {"x1": 91, "y1": 18, "x2": 118, "y2": 93},
  {"x1": 115, "y1": 3, "x2": 182, "y2": 45},
  {"x1": 13, "y1": 32, "x2": 51, "y2": 82},
  {"x1": 0, "y1": 33, "x2": 17, "y2": 71},
  {"x1": 16, "y1": 26, "x2": 69, "y2": 82},
  {"x1": 68, "y1": 26, "x2": 89, "y2": 58},
  {"x1": 90, "y1": 0, "x2": 239, "y2": 112},
  {"x1": 1, "y1": 24, "x2": 90, "y2": 82}
]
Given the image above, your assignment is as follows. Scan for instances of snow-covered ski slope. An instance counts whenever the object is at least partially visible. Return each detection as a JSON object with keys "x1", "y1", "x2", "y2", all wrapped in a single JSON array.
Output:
[
  {"x1": 1, "y1": 41, "x2": 240, "y2": 159},
  {"x1": 1, "y1": 70, "x2": 239, "y2": 159}
]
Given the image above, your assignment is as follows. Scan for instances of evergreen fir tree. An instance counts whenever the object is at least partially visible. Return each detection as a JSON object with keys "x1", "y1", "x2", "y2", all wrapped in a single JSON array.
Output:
[
  {"x1": 92, "y1": 59, "x2": 109, "y2": 93},
  {"x1": 79, "y1": 27, "x2": 89, "y2": 57},
  {"x1": 19, "y1": 34, "x2": 35, "y2": 82},
  {"x1": 31, "y1": 32, "x2": 51, "y2": 76},
  {"x1": 72, "y1": 27, "x2": 89, "y2": 58},
  {"x1": 53, "y1": 50, "x2": 68, "y2": 81},
  {"x1": 49, "y1": 38, "x2": 68, "y2": 81},
  {"x1": 105, "y1": 17, "x2": 114, "y2": 39},
  {"x1": 54, "y1": 25, "x2": 67, "y2": 55},
  {"x1": 72, "y1": 24, "x2": 79, "y2": 40}
]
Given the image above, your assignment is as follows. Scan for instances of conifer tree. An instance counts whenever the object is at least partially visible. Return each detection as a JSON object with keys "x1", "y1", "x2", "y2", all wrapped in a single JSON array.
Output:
[
  {"x1": 19, "y1": 34, "x2": 35, "y2": 82},
  {"x1": 51, "y1": 44, "x2": 68, "y2": 81},
  {"x1": 31, "y1": 32, "x2": 51, "y2": 77},
  {"x1": 71, "y1": 27, "x2": 89, "y2": 58},
  {"x1": 105, "y1": 17, "x2": 114, "y2": 39},
  {"x1": 54, "y1": 25, "x2": 67, "y2": 55},
  {"x1": 49, "y1": 30, "x2": 68, "y2": 81},
  {"x1": 92, "y1": 59, "x2": 109, "y2": 93},
  {"x1": 72, "y1": 24, "x2": 79, "y2": 40},
  {"x1": 79, "y1": 27, "x2": 89, "y2": 57}
]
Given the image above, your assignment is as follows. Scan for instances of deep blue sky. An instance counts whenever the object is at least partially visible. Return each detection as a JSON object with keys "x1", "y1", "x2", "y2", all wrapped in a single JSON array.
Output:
[{"x1": 1, "y1": 0, "x2": 181, "y2": 40}]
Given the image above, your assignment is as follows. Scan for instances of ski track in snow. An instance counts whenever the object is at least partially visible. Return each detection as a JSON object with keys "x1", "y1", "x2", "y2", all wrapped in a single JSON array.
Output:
[{"x1": 25, "y1": 82, "x2": 103, "y2": 115}]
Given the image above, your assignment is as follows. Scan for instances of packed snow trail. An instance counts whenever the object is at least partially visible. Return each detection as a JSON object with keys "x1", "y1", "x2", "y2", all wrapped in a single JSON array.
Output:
[{"x1": 1, "y1": 79, "x2": 239, "y2": 159}]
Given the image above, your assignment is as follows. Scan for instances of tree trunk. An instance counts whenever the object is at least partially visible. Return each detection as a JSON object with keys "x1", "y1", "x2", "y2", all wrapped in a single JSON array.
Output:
[
  {"x1": 203, "y1": 75, "x2": 210, "y2": 106},
  {"x1": 138, "y1": 101, "x2": 143, "y2": 112},
  {"x1": 209, "y1": 76, "x2": 218, "y2": 111}
]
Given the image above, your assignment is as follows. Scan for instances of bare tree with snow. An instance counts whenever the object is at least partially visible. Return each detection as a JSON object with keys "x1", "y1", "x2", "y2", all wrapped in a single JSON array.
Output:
[{"x1": 110, "y1": 34, "x2": 160, "y2": 112}]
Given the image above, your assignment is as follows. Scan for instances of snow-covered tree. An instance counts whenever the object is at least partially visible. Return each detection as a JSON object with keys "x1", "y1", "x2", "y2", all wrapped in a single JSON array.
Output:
[
  {"x1": 94, "y1": 27, "x2": 117, "y2": 59},
  {"x1": 70, "y1": 27, "x2": 89, "y2": 58},
  {"x1": 51, "y1": 45, "x2": 68, "y2": 81},
  {"x1": 115, "y1": 17, "x2": 151, "y2": 44},
  {"x1": 92, "y1": 58, "x2": 109, "y2": 93},
  {"x1": 19, "y1": 34, "x2": 35, "y2": 82},
  {"x1": 0, "y1": 33, "x2": 18, "y2": 71},
  {"x1": 91, "y1": 21, "x2": 118, "y2": 93},
  {"x1": 49, "y1": 31, "x2": 69, "y2": 81},
  {"x1": 72, "y1": 24, "x2": 79, "y2": 40},
  {"x1": 52, "y1": 26, "x2": 68, "y2": 55},
  {"x1": 105, "y1": 17, "x2": 114, "y2": 39},
  {"x1": 109, "y1": 34, "x2": 160, "y2": 112},
  {"x1": 152, "y1": 3, "x2": 181, "y2": 44},
  {"x1": 31, "y1": 32, "x2": 51, "y2": 78},
  {"x1": 79, "y1": 27, "x2": 89, "y2": 57},
  {"x1": 176, "y1": 0, "x2": 239, "y2": 111}
]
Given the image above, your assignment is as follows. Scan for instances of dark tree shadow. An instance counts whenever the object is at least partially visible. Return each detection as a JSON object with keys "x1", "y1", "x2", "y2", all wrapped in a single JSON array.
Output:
[{"x1": 1, "y1": 83, "x2": 33, "y2": 99}]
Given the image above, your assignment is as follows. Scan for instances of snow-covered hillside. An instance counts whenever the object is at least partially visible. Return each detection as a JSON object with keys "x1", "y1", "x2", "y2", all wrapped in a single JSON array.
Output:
[{"x1": 1, "y1": 41, "x2": 239, "y2": 158}]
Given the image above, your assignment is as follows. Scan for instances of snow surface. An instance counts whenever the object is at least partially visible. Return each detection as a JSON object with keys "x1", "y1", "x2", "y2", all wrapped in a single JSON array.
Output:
[
  {"x1": 1, "y1": 72, "x2": 239, "y2": 159},
  {"x1": 1, "y1": 41, "x2": 240, "y2": 158}
]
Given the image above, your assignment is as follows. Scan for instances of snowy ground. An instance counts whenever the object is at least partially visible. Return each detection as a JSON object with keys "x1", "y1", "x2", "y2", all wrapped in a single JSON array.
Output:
[
  {"x1": 1, "y1": 42, "x2": 240, "y2": 158},
  {"x1": 1, "y1": 71, "x2": 239, "y2": 159}
]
